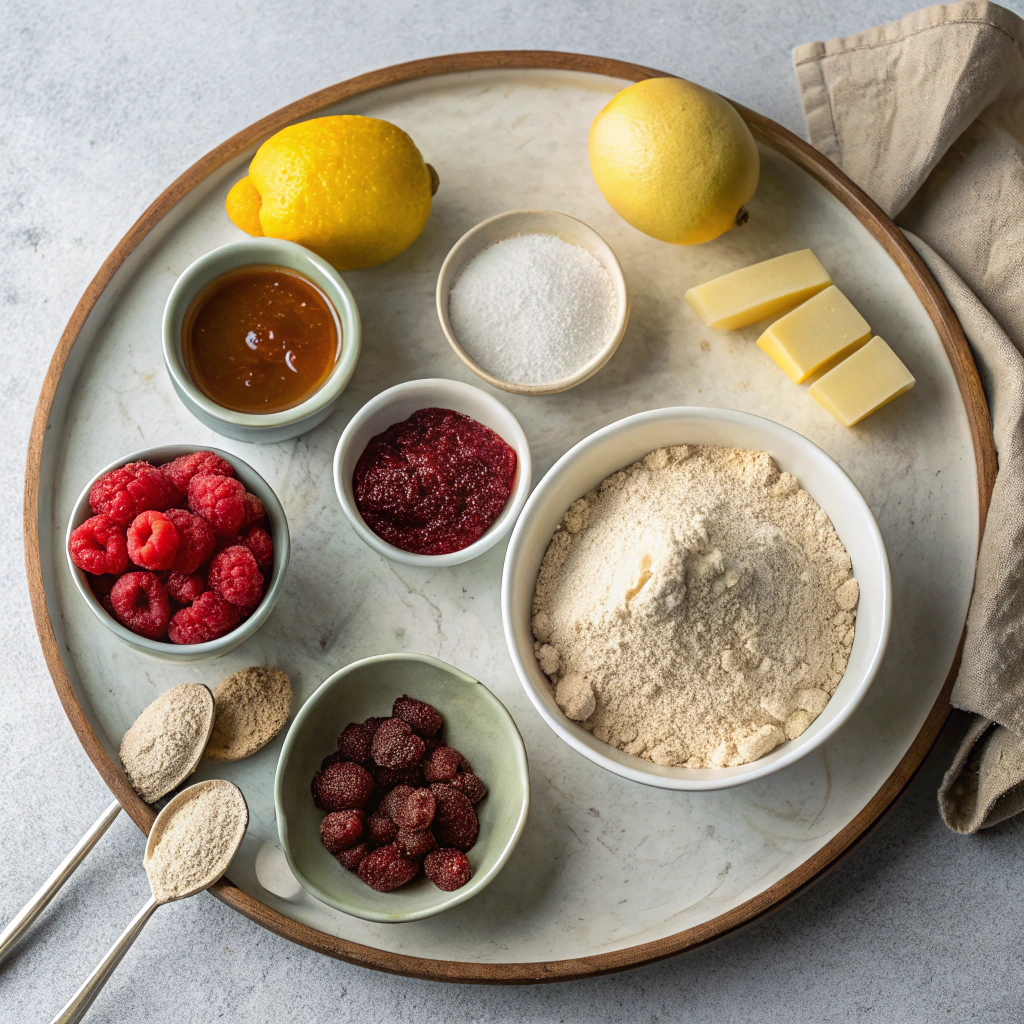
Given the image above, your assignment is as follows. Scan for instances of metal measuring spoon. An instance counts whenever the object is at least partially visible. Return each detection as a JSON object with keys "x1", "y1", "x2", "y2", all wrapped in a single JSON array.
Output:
[
  {"x1": 49, "y1": 779, "x2": 248, "y2": 1024},
  {"x1": 0, "y1": 683, "x2": 215, "y2": 964}
]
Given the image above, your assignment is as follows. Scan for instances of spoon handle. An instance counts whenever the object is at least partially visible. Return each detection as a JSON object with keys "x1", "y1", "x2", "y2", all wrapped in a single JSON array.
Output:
[
  {"x1": 0, "y1": 799, "x2": 121, "y2": 965},
  {"x1": 49, "y1": 896, "x2": 159, "y2": 1024}
]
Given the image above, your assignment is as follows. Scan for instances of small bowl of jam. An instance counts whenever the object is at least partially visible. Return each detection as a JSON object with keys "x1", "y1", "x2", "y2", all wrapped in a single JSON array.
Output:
[
  {"x1": 333, "y1": 379, "x2": 533, "y2": 566},
  {"x1": 163, "y1": 238, "x2": 361, "y2": 442}
]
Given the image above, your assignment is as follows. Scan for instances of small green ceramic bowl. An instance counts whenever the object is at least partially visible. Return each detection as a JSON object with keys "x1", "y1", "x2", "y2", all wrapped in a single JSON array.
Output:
[{"x1": 275, "y1": 653, "x2": 530, "y2": 923}]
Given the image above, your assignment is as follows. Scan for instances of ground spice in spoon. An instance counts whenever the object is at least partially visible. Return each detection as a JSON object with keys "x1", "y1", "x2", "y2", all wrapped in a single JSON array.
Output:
[
  {"x1": 204, "y1": 667, "x2": 292, "y2": 762},
  {"x1": 144, "y1": 779, "x2": 248, "y2": 903},
  {"x1": 119, "y1": 683, "x2": 215, "y2": 802}
]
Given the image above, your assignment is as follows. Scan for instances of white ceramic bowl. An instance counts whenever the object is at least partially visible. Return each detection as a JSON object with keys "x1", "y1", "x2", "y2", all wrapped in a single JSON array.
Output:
[
  {"x1": 501, "y1": 407, "x2": 892, "y2": 791},
  {"x1": 334, "y1": 379, "x2": 532, "y2": 567},
  {"x1": 163, "y1": 238, "x2": 361, "y2": 443},
  {"x1": 435, "y1": 210, "x2": 629, "y2": 395},
  {"x1": 67, "y1": 445, "x2": 290, "y2": 662}
]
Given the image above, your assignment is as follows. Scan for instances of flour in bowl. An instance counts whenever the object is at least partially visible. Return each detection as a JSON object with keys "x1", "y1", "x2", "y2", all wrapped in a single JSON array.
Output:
[{"x1": 531, "y1": 445, "x2": 858, "y2": 768}]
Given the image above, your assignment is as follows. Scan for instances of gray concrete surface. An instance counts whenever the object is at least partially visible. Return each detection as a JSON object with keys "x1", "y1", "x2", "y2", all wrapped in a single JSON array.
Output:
[{"x1": 2, "y1": 1, "x2": 1022, "y2": 1020}]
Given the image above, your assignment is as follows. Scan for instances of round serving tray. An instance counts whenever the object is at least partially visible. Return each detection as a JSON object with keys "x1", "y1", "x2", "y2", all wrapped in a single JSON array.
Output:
[{"x1": 25, "y1": 52, "x2": 995, "y2": 983}]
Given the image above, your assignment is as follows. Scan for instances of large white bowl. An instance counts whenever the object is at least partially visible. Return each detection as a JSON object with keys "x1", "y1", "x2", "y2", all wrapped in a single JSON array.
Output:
[
  {"x1": 501, "y1": 407, "x2": 892, "y2": 791},
  {"x1": 334, "y1": 378, "x2": 532, "y2": 567}
]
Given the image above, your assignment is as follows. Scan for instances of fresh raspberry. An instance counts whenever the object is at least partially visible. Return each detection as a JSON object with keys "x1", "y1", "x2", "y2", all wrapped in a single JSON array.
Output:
[
  {"x1": 397, "y1": 827, "x2": 437, "y2": 859},
  {"x1": 430, "y1": 784, "x2": 479, "y2": 851},
  {"x1": 449, "y1": 772, "x2": 487, "y2": 805},
  {"x1": 311, "y1": 761, "x2": 374, "y2": 811},
  {"x1": 357, "y1": 844, "x2": 420, "y2": 892},
  {"x1": 161, "y1": 451, "x2": 235, "y2": 493},
  {"x1": 372, "y1": 765, "x2": 423, "y2": 791},
  {"x1": 68, "y1": 515, "x2": 129, "y2": 575},
  {"x1": 367, "y1": 808, "x2": 398, "y2": 846},
  {"x1": 89, "y1": 573, "x2": 117, "y2": 598},
  {"x1": 392, "y1": 695, "x2": 443, "y2": 738},
  {"x1": 187, "y1": 473, "x2": 247, "y2": 537},
  {"x1": 338, "y1": 721, "x2": 376, "y2": 763},
  {"x1": 167, "y1": 591, "x2": 241, "y2": 644},
  {"x1": 392, "y1": 787, "x2": 436, "y2": 831},
  {"x1": 208, "y1": 545, "x2": 264, "y2": 609},
  {"x1": 127, "y1": 510, "x2": 179, "y2": 571},
  {"x1": 371, "y1": 718, "x2": 426, "y2": 769},
  {"x1": 424, "y1": 848, "x2": 472, "y2": 891},
  {"x1": 243, "y1": 492, "x2": 266, "y2": 527},
  {"x1": 109, "y1": 572, "x2": 170, "y2": 639},
  {"x1": 89, "y1": 462, "x2": 178, "y2": 524},
  {"x1": 166, "y1": 570, "x2": 206, "y2": 604},
  {"x1": 240, "y1": 524, "x2": 274, "y2": 573},
  {"x1": 337, "y1": 842, "x2": 371, "y2": 872},
  {"x1": 423, "y1": 746, "x2": 470, "y2": 783},
  {"x1": 164, "y1": 508, "x2": 215, "y2": 574},
  {"x1": 320, "y1": 810, "x2": 364, "y2": 854}
]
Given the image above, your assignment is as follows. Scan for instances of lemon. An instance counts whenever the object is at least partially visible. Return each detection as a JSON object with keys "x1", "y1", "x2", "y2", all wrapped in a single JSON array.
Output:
[
  {"x1": 589, "y1": 78, "x2": 759, "y2": 245},
  {"x1": 226, "y1": 115, "x2": 438, "y2": 271}
]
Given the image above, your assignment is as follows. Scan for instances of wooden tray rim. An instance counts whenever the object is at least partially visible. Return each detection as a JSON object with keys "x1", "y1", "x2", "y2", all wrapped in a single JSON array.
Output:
[{"x1": 23, "y1": 50, "x2": 996, "y2": 984}]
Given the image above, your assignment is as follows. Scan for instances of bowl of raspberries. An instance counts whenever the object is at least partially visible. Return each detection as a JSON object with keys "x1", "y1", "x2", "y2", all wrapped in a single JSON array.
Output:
[
  {"x1": 66, "y1": 445, "x2": 289, "y2": 660},
  {"x1": 275, "y1": 653, "x2": 529, "y2": 923}
]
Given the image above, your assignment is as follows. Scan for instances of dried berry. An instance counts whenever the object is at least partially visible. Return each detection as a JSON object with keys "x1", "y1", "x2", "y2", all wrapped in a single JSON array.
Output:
[
  {"x1": 89, "y1": 461, "x2": 178, "y2": 524},
  {"x1": 449, "y1": 772, "x2": 487, "y2": 805},
  {"x1": 338, "y1": 721, "x2": 376, "y2": 763},
  {"x1": 208, "y1": 545, "x2": 264, "y2": 609},
  {"x1": 127, "y1": 510, "x2": 180, "y2": 571},
  {"x1": 320, "y1": 750, "x2": 345, "y2": 771},
  {"x1": 243, "y1": 491, "x2": 266, "y2": 527},
  {"x1": 392, "y1": 787, "x2": 436, "y2": 832},
  {"x1": 380, "y1": 785, "x2": 415, "y2": 821},
  {"x1": 424, "y1": 848, "x2": 472, "y2": 891},
  {"x1": 161, "y1": 451, "x2": 235, "y2": 493},
  {"x1": 164, "y1": 508, "x2": 215, "y2": 574},
  {"x1": 357, "y1": 844, "x2": 420, "y2": 892},
  {"x1": 372, "y1": 764, "x2": 423, "y2": 791},
  {"x1": 166, "y1": 570, "x2": 206, "y2": 605},
  {"x1": 167, "y1": 591, "x2": 241, "y2": 644},
  {"x1": 69, "y1": 515, "x2": 129, "y2": 575},
  {"x1": 423, "y1": 746, "x2": 470, "y2": 783},
  {"x1": 320, "y1": 810, "x2": 364, "y2": 854},
  {"x1": 364, "y1": 716, "x2": 388, "y2": 733},
  {"x1": 337, "y1": 842, "x2": 371, "y2": 872},
  {"x1": 240, "y1": 524, "x2": 273, "y2": 573},
  {"x1": 430, "y1": 783, "x2": 479, "y2": 851},
  {"x1": 109, "y1": 571, "x2": 170, "y2": 639},
  {"x1": 367, "y1": 808, "x2": 398, "y2": 846},
  {"x1": 371, "y1": 717, "x2": 426, "y2": 769},
  {"x1": 187, "y1": 473, "x2": 247, "y2": 537},
  {"x1": 397, "y1": 827, "x2": 437, "y2": 859},
  {"x1": 392, "y1": 695, "x2": 443, "y2": 738},
  {"x1": 311, "y1": 761, "x2": 374, "y2": 811}
]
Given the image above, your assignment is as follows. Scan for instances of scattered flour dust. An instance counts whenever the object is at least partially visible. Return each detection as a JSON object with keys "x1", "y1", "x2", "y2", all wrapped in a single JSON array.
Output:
[
  {"x1": 531, "y1": 445, "x2": 859, "y2": 769},
  {"x1": 448, "y1": 233, "x2": 618, "y2": 386}
]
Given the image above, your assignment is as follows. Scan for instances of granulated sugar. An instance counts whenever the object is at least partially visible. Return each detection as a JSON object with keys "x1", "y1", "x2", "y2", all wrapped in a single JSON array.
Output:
[
  {"x1": 448, "y1": 233, "x2": 617, "y2": 385},
  {"x1": 532, "y1": 445, "x2": 858, "y2": 769},
  {"x1": 144, "y1": 779, "x2": 248, "y2": 904}
]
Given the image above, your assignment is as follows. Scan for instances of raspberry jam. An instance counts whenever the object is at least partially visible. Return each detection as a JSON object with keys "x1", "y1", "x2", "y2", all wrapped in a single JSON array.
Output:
[
  {"x1": 353, "y1": 407, "x2": 517, "y2": 555},
  {"x1": 182, "y1": 265, "x2": 340, "y2": 414}
]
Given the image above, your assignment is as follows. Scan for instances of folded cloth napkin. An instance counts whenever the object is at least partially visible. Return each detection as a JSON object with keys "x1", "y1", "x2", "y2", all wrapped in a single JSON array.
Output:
[{"x1": 794, "y1": 1, "x2": 1024, "y2": 833}]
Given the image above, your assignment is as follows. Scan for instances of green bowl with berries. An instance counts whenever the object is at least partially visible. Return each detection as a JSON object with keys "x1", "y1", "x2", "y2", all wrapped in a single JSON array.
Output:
[{"x1": 274, "y1": 653, "x2": 530, "y2": 923}]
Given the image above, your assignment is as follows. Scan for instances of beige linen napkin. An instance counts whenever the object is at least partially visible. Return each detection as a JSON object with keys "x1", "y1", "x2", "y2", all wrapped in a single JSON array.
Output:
[{"x1": 794, "y1": 1, "x2": 1024, "y2": 833}]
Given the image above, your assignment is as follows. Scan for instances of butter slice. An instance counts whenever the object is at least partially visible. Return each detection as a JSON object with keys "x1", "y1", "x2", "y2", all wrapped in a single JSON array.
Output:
[
  {"x1": 756, "y1": 285, "x2": 870, "y2": 383},
  {"x1": 684, "y1": 250, "x2": 831, "y2": 330},
  {"x1": 810, "y1": 336, "x2": 915, "y2": 426}
]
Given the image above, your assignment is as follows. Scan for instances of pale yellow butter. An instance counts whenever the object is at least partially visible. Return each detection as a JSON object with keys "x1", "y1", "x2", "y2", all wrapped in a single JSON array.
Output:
[
  {"x1": 684, "y1": 249, "x2": 831, "y2": 330},
  {"x1": 756, "y1": 285, "x2": 871, "y2": 383},
  {"x1": 809, "y1": 336, "x2": 915, "y2": 426}
]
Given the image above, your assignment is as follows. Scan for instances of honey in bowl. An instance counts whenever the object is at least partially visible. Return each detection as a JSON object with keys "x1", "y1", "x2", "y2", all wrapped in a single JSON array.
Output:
[{"x1": 182, "y1": 265, "x2": 340, "y2": 414}]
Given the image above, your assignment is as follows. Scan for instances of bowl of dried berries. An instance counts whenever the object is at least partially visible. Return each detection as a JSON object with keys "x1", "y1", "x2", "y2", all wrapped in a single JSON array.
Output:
[
  {"x1": 274, "y1": 653, "x2": 530, "y2": 922},
  {"x1": 66, "y1": 445, "x2": 290, "y2": 661}
]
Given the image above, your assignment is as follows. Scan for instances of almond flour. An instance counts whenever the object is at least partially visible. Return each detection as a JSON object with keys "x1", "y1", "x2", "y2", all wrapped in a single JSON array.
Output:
[{"x1": 531, "y1": 444, "x2": 858, "y2": 768}]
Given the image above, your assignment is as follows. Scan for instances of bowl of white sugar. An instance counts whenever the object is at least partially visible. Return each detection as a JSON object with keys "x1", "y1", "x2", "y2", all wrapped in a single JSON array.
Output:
[
  {"x1": 436, "y1": 210, "x2": 629, "y2": 395},
  {"x1": 501, "y1": 407, "x2": 892, "y2": 791}
]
